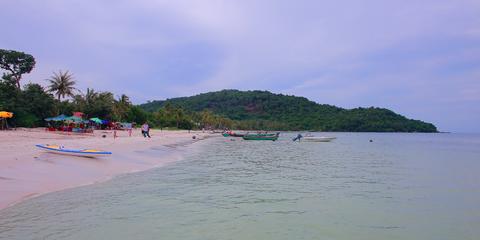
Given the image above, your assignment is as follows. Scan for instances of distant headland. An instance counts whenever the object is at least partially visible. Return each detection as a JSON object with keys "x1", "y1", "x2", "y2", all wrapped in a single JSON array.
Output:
[{"x1": 140, "y1": 89, "x2": 438, "y2": 132}]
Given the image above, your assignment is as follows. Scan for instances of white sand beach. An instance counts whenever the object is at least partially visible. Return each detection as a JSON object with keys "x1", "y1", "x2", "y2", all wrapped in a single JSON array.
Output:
[{"x1": 0, "y1": 128, "x2": 215, "y2": 210}]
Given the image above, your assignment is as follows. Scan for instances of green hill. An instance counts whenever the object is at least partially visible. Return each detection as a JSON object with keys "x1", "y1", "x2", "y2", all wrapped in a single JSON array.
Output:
[{"x1": 140, "y1": 89, "x2": 437, "y2": 132}]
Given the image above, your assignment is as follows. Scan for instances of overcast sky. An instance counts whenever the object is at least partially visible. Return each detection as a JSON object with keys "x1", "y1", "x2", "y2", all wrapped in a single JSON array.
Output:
[{"x1": 1, "y1": 0, "x2": 479, "y2": 132}]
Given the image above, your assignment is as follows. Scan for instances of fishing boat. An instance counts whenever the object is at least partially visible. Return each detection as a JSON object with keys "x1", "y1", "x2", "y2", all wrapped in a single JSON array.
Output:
[
  {"x1": 253, "y1": 133, "x2": 278, "y2": 137},
  {"x1": 35, "y1": 144, "x2": 112, "y2": 157},
  {"x1": 222, "y1": 131, "x2": 245, "y2": 137},
  {"x1": 242, "y1": 132, "x2": 280, "y2": 141}
]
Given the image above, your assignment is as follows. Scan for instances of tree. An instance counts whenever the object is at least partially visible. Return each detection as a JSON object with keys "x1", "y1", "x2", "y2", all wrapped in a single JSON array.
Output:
[
  {"x1": 112, "y1": 94, "x2": 132, "y2": 121},
  {"x1": 18, "y1": 84, "x2": 55, "y2": 126},
  {"x1": 174, "y1": 108, "x2": 184, "y2": 128},
  {"x1": 0, "y1": 49, "x2": 36, "y2": 88},
  {"x1": 126, "y1": 106, "x2": 148, "y2": 124},
  {"x1": 47, "y1": 70, "x2": 77, "y2": 100}
]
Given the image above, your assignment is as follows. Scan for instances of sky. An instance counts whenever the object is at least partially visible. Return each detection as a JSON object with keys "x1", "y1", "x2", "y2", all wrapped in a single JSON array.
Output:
[{"x1": 1, "y1": 0, "x2": 479, "y2": 132}]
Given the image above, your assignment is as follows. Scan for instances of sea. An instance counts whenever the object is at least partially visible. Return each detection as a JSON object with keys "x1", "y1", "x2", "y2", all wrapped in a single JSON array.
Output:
[{"x1": 1, "y1": 133, "x2": 479, "y2": 240}]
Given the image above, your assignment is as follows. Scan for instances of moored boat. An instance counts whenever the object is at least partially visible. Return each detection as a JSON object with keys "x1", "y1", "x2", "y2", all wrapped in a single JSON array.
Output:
[
  {"x1": 35, "y1": 144, "x2": 112, "y2": 157},
  {"x1": 223, "y1": 131, "x2": 245, "y2": 137},
  {"x1": 301, "y1": 136, "x2": 336, "y2": 142},
  {"x1": 242, "y1": 132, "x2": 280, "y2": 141}
]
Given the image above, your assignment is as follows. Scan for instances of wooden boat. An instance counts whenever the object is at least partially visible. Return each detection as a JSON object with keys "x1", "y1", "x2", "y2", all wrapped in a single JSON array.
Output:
[
  {"x1": 242, "y1": 133, "x2": 280, "y2": 141},
  {"x1": 35, "y1": 144, "x2": 112, "y2": 157},
  {"x1": 301, "y1": 136, "x2": 336, "y2": 142},
  {"x1": 222, "y1": 131, "x2": 245, "y2": 137},
  {"x1": 253, "y1": 133, "x2": 278, "y2": 136}
]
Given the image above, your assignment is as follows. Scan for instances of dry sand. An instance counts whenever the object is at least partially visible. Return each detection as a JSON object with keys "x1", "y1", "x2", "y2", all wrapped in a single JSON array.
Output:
[{"x1": 0, "y1": 128, "x2": 216, "y2": 210}]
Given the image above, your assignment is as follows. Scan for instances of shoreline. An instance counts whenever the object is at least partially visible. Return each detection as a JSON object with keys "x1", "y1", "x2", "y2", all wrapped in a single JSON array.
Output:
[{"x1": 0, "y1": 128, "x2": 217, "y2": 211}]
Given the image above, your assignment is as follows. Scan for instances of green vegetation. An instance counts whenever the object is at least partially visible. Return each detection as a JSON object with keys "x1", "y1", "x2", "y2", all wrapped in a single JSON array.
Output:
[
  {"x1": 140, "y1": 90, "x2": 438, "y2": 132},
  {"x1": 47, "y1": 70, "x2": 77, "y2": 100},
  {"x1": 0, "y1": 49, "x2": 35, "y2": 88},
  {"x1": 0, "y1": 49, "x2": 230, "y2": 129},
  {"x1": 0, "y1": 48, "x2": 437, "y2": 132}
]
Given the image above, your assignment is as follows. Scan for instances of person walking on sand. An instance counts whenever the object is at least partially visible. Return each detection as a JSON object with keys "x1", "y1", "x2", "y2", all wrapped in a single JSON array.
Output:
[{"x1": 141, "y1": 122, "x2": 151, "y2": 138}]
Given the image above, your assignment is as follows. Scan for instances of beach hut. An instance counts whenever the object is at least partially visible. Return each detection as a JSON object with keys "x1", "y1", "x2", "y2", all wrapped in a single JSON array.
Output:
[{"x1": 0, "y1": 111, "x2": 13, "y2": 130}]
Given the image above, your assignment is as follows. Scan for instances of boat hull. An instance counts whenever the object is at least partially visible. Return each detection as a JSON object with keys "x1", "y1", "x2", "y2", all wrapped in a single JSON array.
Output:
[
  {"x1": 242, "y1": 133, "x2": 280, "y2": 141},
  {"x1": 35, "y1": 144, "x2": 112, "y2": 157},
  {"x1": 223, "y1": 133, "x2": 245, "y2": 137},
  {"x1": 301, "y1": 137, "x2": 336, "y2": 142},
  {"x1": 242, "y1": 136, "x2": 278, "y2": 141}
]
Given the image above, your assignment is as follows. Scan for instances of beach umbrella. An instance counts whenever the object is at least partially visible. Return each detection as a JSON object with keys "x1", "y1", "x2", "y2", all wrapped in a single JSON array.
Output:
[
  {"x1": 45, "y1": 114, "x2": 67, "y2": 121},
  {"x1": 0, "y1": 111, "x2": 13, "y2": 118},
  {"x1": 65, "y1": 116, "x2": 83, "y2": 123},
  {"x1": 89, "y1": 117, "x2": 103, "y2": 124}
]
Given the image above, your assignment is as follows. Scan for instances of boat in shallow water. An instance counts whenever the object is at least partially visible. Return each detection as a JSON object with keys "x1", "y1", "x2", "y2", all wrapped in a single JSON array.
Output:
[
  {"x1": 35, "y1": 144, "x2": 112, "y2": 157},
  {"x1": 301, "y1": 136, "x2": 336, "y2": 142},
  {"x1": 242, "y1": 132, "x2": 280, "y2": 141},
  {"x1": 222, "y1": 131, "x2": 245, "y2": 137}
]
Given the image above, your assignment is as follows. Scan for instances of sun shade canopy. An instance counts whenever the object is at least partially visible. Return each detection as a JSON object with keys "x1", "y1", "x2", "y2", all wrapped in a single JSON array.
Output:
[{"x1": 0, "y1": 111, "x2": 14, "y2": 118}]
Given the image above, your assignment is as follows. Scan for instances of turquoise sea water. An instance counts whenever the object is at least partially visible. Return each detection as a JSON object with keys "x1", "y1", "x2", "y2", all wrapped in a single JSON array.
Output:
[{"x1": 1, "y1": 133, "x2": 479, "y2": 240}]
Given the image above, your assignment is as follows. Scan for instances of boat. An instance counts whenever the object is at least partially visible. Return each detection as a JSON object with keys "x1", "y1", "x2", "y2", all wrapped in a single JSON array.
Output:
[
  {"x1": 253, "y1": 133, "x2": 278, "y2": 137},
  {"x1": 35, "y1": 144, "x2": 112, "y2": 157},
  {"x1": 222, "y1": 131, "x2": 245, "y2": 137},
  {"x1": 301, "y1": 136, "x2": 336, "y2": 142},
  {"x1": 242, "y1": 132, "x2": 280, "y2": 141}
]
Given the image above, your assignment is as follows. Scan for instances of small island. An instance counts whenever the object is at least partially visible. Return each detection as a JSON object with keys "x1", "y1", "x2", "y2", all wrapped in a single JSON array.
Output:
[{"x1": 141, "y1": 90, "x2": 438, "y2": 132}]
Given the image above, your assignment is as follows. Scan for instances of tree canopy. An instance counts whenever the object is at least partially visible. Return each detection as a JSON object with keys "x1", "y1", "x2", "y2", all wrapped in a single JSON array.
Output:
[
  {"x1": 0, "y1": 49, "x2": 438, "y2": 132},
  {"x1": 140, "y1": 90, "x2": 438, "y2": 132},
  {"x1": 0, "y1": 49, "x2": 36, "y2": 88},
  {"x1": 47, "y1": 70, "x2": 77, "y2": 100}
]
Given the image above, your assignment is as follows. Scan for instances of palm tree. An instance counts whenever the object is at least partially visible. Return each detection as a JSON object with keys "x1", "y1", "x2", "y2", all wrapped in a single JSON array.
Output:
[
  {"x1": 118, "y1": 94, "x2": 131, "y2": 106},
  {"x1": 175, "y1": 108, "x2": 184, "y2": 128},
  {"x1": 47, "y1": 70, "x2": 77, "y2": 100},
  {"x1": 113, "y1": 94, "x2": 132, "y2": 121},
  {"x1": 85, "y1": 88, "x2": 97, "y2": 105}
]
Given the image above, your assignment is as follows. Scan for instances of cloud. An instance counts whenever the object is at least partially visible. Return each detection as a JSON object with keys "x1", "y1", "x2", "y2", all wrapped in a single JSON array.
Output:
[{"x1": 1, "y1": 0, "x2": 479, "y2": 132}]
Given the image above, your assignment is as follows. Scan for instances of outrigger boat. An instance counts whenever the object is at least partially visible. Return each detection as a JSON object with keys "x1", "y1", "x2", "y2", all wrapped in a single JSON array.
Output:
[
  {"x1": 242, "y1": 132, "x2": 280, "y2": 141},
  {"x1": 35, "y1": 144, "x2": 112, "y2": 157}
]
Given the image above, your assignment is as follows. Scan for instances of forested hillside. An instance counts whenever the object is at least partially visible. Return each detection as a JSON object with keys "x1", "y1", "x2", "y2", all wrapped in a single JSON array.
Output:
[{"x1": 140, "y1": 90, "x2": 437, "y2": 132}]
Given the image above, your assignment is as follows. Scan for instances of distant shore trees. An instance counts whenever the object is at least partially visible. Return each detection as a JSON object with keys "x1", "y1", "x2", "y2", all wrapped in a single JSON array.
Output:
[
  {"x1": 0, "y1": 48, "x2": 227, "y2": 129},
  {"x1": 0, "y1": 48, "x2": 438, "y2": 132}
]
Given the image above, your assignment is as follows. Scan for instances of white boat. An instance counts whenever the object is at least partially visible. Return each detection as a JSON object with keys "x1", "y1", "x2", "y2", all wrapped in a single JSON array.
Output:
[
  {"x1": 35, "y1": 144, "x2": 112, "y2": 157},
  {"x1": 301, "y1": 136, "x2": 336, "y2": 142}
]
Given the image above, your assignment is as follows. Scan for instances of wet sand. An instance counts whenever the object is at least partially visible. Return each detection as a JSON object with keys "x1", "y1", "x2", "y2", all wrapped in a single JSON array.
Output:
[{"x1": 0, "y1": 128, "x2": 215, "y2": 210}]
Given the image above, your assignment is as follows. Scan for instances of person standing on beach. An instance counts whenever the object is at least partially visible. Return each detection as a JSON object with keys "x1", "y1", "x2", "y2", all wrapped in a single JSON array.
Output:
[{"x1": 141, "y1": 122, "x2": 151, "y2": 138}]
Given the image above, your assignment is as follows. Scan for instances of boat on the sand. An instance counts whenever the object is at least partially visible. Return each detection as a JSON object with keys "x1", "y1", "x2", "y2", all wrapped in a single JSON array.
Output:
[{"x1": 35, "y1": 144, "x2": 112, "y2": 157}]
